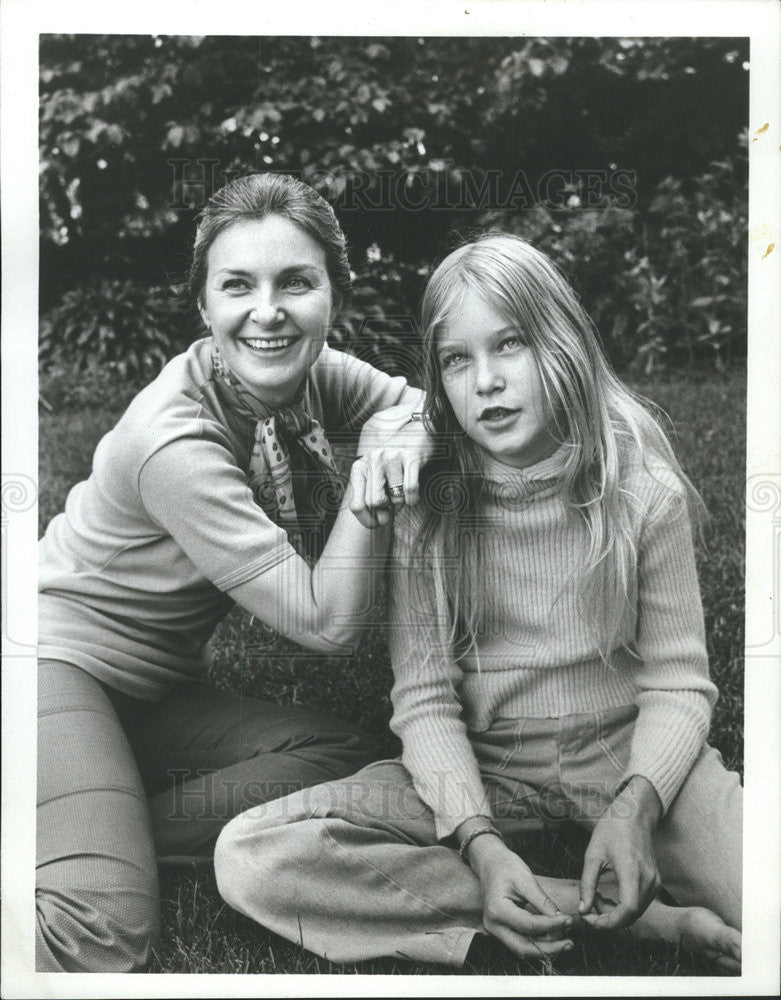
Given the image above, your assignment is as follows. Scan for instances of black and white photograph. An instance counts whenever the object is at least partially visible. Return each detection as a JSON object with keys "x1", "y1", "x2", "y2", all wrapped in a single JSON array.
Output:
[{"x1": 2, "y1": 0, "x2": 779, "y2": 996}]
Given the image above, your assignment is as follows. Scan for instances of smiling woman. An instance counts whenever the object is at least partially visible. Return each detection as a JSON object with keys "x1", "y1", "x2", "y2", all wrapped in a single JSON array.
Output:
[
  {"x1": 199, "y1": 216, "x2": 335, "y2": 407},
  {"x1": 35, "y1": 172, "x2": 431, "y2": 973}
]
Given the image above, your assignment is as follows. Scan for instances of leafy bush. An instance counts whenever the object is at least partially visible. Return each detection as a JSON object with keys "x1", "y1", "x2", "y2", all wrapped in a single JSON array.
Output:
[
  {"x1": 37, "y1": 34, "x2": 748, "y2": 383},
  {"x1": 38, "y1": 35, "x2": 748, "y2": 381},
  {"x1": 39, "y1": 277, "x2": 193, "y2": 380},
  {"x1": 479, "y1": 159, "x2": 747, "y2": 374},
  {"x1": 38, "y1": 156, "x2": 746, "y2": 392}
]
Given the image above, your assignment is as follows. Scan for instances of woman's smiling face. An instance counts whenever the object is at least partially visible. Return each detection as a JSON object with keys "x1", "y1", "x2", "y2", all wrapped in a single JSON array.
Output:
[{"x1": 200, "y1": 215, "x2": 334, "y2": 406}]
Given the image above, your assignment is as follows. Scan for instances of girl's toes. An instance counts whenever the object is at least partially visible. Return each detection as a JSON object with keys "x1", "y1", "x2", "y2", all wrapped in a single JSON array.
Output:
[
  {"x1": 711, "y1": 950, "x2": 741, "y2": 974},
  {"x1": 714, "y1": 924, "x2": 742, "y2": 967},
  {"x1": 680, "y1": 906, "x2": 741, "y2": 966}
]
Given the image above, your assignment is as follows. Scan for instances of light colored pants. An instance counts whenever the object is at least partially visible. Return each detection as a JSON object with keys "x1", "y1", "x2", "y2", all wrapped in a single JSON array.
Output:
[
  {"x1": 214, "y1": 705, "x2": 743, "y2": 967},
  {"x1": 36, "y1": 659, "x2": 381, "y2": 972}
]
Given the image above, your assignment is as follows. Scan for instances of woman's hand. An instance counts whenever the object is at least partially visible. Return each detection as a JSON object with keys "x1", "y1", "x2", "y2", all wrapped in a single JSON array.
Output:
[
  {"x1": 579, "y1": 775, "x2": 663, "y2": 930},
  {"x1": 351, "y1": 406, "x2": 434, "y2": 529},
  {"x1": 467, "y1": 833, "x2": 574, "y2": 960}
]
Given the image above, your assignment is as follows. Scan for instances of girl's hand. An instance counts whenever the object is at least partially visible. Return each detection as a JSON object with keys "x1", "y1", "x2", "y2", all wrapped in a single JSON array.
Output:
[
  {"x1": 467, "y1": 834, "x2": 574, "y2": 959},
  {"x1": 579, "y1": 775, "x2": 663, "y2": 930},
  {"x1": 351, "y1": 408, "x2": 433, "y2": 529}
]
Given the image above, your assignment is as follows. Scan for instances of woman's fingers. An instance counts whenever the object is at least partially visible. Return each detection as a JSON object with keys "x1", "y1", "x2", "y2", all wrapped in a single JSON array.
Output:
[
  {"x1": 364, "y1": 452, "x2": 393, "y2": 510},
  {"x1": 348, "y1": 459, "x2": 390, "y2": 529},
  {"x1": 593, "y1": 890, "x2": 617, "y2": 915},
  {"x1": 354, "y1": 448, "x2": 424, "y2": 519},
  {"x1": 402, "y1": 456, "x2": 421, "y2": 506},
  {"x1": 383, "y1": 455, "x2": 406, "y2": 507}
]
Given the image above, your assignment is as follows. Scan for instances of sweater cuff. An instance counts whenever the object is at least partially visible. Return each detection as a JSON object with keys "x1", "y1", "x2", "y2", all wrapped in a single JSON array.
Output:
[
  {"x1": 619, "y1": 695, "x2": 711, "y2": 813},
  {"x1": 400, "y1": 730, "x2": 493, "y2": 841}
]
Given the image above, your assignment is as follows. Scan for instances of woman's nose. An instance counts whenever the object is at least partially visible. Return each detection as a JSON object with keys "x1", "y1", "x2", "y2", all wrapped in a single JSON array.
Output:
[{"x1": 249, "y1": 289, "x2": 284, "y2": 328}]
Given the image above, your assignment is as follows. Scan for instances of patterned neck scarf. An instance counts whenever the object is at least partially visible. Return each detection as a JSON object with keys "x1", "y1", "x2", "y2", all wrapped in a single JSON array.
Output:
[{"x1": 211, "y1": 344, "x2": 343, "y2": 561}]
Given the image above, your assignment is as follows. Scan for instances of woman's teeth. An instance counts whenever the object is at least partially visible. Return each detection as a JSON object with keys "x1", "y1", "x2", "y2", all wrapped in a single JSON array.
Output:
[{"x1": 244, "y1": 337, "x2": 296, "y2": 351}]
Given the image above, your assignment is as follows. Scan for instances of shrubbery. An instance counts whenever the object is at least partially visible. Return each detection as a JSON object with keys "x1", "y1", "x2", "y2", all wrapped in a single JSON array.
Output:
[
  {"x1": 337, "y1": 158, "x2": 747, "y2": 380},
  {"x1": 40, "y1": 156, "x2": 748, "y2": 397},
  {"x1": 39, "y1": 278, "x2": 193, "y2": 408},
  {"x1": 38, "y1": 35, "x2": 748, "y2": 393}
]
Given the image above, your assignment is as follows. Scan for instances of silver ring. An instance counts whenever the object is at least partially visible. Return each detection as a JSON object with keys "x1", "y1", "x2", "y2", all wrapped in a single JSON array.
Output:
[{"x1": 388, "y1": 484, "x2": 405, "y2": 500}]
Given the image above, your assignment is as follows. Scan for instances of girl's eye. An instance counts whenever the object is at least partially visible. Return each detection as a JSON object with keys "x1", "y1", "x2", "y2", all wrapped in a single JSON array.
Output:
[
  {"x1": 221, "y1": 278, "x2": 248, "y2": 291},
  {"x1": 440, "y1": 352, "x2": 466, "y2": 370},
  {"x1": 499, "y1": 335, "x2": 522, "y2": 351}
]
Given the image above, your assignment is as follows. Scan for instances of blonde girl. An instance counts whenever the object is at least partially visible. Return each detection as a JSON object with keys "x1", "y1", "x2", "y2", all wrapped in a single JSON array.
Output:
[{"x1": 215, "y1": 233, "x2": 743, "y2": 971}]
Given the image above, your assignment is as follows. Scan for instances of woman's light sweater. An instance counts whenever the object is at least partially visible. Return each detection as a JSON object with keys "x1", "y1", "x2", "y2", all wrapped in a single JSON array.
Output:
[{"x1": 388, "y1": 445, "x2": 718, "y2": 840}]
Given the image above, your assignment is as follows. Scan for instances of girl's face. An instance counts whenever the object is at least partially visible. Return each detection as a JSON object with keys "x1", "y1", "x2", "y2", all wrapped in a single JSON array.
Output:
[
  {"x1": 437, "y1": 293, "x2": 560, "y2": 469},
  {"x1": 200, "y1": 215, "x2": 333, "y2": 407}
]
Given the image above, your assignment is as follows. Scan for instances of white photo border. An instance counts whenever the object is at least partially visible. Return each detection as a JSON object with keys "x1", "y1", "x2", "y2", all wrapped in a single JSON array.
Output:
[{"x1": 2, "y1": 1, "x2": 779, "y2": 996}]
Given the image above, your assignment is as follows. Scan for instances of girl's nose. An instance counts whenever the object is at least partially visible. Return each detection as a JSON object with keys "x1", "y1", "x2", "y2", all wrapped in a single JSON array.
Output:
[{"x1": 474, "y1": 357, "x2": 505, "y2": 396}]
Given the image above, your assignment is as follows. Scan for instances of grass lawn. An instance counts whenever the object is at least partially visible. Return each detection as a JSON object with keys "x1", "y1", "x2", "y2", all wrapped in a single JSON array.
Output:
[{"x1": 38, "y1": 367, "x2": 745, "y2": 977}]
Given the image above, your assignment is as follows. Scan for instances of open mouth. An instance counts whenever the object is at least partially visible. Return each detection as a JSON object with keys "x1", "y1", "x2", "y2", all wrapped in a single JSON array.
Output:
[
  {"x1": 479, "y1": 407, "x2": 520, "y2": 423},
  {"x1": 241, "y1": 336, "x2": 300, "y2": 353}
]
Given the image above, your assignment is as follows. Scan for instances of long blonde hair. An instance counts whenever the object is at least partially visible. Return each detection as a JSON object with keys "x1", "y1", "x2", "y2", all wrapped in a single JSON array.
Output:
[{"x1": 412, "y1": 232, "x2": 703, "y2": 662}]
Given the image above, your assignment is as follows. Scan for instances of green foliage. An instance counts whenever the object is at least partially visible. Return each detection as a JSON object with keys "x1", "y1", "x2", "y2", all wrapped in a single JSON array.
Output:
[{"x1": 39, "y1": 35, "x2": 748, "y2": 375}]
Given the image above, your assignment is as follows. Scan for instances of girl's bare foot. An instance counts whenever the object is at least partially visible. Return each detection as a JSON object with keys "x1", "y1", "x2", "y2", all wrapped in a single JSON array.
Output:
[
  {"x1": 675, "y1": 905, "x2": 742, "y2": 973},
  {"x1": 535, "y1": 874, "x2": 741, "y2": 972}
]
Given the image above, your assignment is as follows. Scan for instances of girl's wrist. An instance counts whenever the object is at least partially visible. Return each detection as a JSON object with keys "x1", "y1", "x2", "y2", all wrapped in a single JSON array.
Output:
[
  {"x1": 619, "y1": 775, "x2": 663, "y2": 828},
  {"x1": 463, "y1": 827, "x2": 507, "y2": 872}
]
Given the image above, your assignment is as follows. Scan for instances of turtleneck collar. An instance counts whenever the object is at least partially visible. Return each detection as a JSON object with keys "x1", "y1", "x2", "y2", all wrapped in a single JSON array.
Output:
[{"x1": 480, "y1": 442, "x2": 573, "y2": 500}]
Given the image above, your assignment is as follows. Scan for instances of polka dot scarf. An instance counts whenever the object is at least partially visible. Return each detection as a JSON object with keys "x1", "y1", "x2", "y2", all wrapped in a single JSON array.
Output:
[{"x1": 211, "y1": 344, "x2": 343, "y2": 560}]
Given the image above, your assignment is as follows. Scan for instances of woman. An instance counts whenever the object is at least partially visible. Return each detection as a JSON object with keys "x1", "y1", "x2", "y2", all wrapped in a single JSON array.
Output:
[{"x1": 37, "y1": 172, "x2": 429, "y2": 972}]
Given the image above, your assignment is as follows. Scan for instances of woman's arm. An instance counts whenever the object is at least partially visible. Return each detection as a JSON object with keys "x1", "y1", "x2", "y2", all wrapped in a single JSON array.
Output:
[
  {"x1": 231, "y1": 458, "x2": 393, "y2": 653},
  {"x1": 139, "y1": 431, "x2": 405, "y2": 654}
]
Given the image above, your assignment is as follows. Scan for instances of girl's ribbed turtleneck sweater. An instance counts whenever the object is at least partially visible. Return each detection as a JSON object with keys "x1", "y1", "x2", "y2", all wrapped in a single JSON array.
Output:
[{"x1": 388, "y1": 445, "x2": 718, "y2": 840}]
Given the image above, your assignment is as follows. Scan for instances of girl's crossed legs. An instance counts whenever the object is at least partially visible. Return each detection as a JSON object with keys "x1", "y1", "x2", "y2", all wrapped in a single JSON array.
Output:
[{"x1": 214, "y1": 705, "x2": 742, "y2": 968}]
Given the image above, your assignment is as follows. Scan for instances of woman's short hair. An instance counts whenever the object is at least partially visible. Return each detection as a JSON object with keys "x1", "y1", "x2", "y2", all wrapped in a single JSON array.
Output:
[{"x1": 189, "y1": 173, "x2": 352, "y2": 312}]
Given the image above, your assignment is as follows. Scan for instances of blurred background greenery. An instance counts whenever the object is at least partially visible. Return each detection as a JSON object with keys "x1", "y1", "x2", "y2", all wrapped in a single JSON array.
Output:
[{"x1": 39, "y1": 35, "x2": 748, "y2": 403}]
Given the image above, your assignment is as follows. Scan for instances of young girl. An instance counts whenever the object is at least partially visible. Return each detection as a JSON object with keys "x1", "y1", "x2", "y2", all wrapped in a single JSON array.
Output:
[{"x1": 214, "y1": 233, "x2": 743, "y2": 972}]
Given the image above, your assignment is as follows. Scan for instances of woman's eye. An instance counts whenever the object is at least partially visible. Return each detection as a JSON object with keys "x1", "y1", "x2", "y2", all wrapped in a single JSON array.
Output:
[
  {"x1": 282, "y1": 276, "x2": 311, "y2": 291},
  {"x1": 499, "y1": 335, "x2": 522, "y2": 351},
  {"x1": 221, "y1": 278, "x2": 247, "y2": 291}
]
